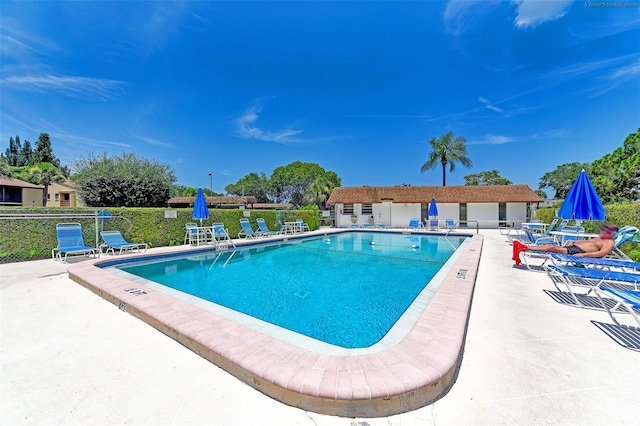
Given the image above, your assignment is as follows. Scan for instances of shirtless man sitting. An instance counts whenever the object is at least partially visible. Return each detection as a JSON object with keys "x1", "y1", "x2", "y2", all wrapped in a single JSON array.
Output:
[{"x1": 512, "y1": 224, "x2": 618, "y2": 265}]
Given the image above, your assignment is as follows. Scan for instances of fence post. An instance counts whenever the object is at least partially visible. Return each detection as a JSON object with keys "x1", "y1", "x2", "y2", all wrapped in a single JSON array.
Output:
[{"x1": 95, "y1": 210, "x2": 99, "y2": 250}]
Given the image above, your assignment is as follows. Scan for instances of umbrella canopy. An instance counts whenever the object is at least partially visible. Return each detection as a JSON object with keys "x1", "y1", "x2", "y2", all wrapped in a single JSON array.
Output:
[
  {"x1": 557, "y1": 170, "x2": 606, "y2": 221},
  {"x1": 428, "y1": 197, "x2": 438, "y2": 217},
  {"x1": 192, "y1": 187, "x2": 209, "y2": 225}
]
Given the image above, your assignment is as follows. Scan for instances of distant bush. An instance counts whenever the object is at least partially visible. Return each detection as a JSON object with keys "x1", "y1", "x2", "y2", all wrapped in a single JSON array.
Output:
[{"x1": 0, "y1": 207, "x2": 319, "y2": 263}]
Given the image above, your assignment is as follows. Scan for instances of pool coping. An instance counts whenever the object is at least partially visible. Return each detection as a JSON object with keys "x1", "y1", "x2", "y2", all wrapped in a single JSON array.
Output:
[{"x1": 67, "y1": 230, "x2": 483, "y2": 417}]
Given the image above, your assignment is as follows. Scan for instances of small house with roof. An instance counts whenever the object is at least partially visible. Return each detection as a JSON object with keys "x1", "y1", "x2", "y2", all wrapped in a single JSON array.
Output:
[
  {"x1": 327, "y1": 185, "x2": 542, "y2": 228},
  {"x1": 0, "y1": 177, "x2": 44, "y2": 207}
]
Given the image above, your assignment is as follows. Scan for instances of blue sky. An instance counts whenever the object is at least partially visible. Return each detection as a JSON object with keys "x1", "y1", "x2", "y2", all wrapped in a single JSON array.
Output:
[{"x1": 1, "y1": 1, "x2": 639, "y2": 195}]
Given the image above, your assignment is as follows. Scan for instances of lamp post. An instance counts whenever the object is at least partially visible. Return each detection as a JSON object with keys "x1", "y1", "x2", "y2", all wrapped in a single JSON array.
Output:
[{"x1": 208, "y1": 173, "x2": 213, "y2": 195}]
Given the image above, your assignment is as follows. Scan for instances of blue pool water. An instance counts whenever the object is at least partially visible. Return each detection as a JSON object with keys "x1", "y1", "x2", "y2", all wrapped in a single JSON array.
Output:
[{"x1": 118, "y1": 232, "x2": 466, "y2": 348}]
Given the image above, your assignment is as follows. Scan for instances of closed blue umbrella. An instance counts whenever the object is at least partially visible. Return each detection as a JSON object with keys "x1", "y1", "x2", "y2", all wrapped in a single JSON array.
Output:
[
  {"x1": 428, "y1": 197, "x2": 438, "y2": 217},
  {"x1": 557, "y1": 170, "x2": 606, "y2": 221},
  {"x1": 192, "y1": 187, "x2": 209, "y2": 225}
]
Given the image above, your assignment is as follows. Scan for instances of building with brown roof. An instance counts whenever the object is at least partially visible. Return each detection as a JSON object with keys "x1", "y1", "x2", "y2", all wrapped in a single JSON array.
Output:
[
  {"x1": 46, "y1": 180, "x2": 81, "y2": 207},
  {"x1": 327, "y1": 185, "x2": 542, "y2": 228},
  {"x1": 168, "y1": 196, "x2": 258, "y2": 208},
  {"x1": 0, "y1": 177, "x2": 44, "y2": 207}
]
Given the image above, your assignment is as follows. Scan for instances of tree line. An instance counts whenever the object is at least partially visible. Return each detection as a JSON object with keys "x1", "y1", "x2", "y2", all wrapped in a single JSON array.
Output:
[
  {"x1": 1, "y1": 133, "x2": 69, "y2": 206},
  {"x1": 224, "y1": 161, "x2": 341, "y2": 209},
  {"x1": 421, "y1": 129, "x2": 639, "y2": 202}
]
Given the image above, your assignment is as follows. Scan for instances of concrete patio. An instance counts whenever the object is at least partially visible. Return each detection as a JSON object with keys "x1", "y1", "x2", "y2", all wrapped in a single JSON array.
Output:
[{"x1": 1, "y1": 230, "x2": 638, "y2": 425}]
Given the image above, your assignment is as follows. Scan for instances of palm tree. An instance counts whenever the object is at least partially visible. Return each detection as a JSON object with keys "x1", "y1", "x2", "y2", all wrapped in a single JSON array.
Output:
[
  {"x1": 304, "y1": 176, "x2": 333, "y2": 210},
  {"x1": 421, "y1": 131, "x2": 472, "y2": 186}
]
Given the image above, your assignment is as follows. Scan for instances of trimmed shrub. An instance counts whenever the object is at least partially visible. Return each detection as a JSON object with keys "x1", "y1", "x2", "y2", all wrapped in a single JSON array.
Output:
[{"x1": 0, "y1": 207, "x2": 319, "y2": 263}]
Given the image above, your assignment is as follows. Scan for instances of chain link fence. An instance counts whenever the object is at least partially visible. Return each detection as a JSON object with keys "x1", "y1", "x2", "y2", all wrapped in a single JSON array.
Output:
[{"x1": 0, "y1": 208, "x2": 132, "y2": 264}]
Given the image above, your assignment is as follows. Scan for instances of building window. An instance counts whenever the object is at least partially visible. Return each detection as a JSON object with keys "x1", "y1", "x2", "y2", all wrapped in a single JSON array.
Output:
[
  {"x1": 343, "y1": 204, "x2": 354, "y2": 215},
  {"x1": 361, "y1": 204, "x2": 372, "y2": 215},
  {"x1": 55, "y1": 193, "x2": 59, "y2": 201},
  {"x1": 47, "y1": 194, "x2": 51, "y2": 200}
]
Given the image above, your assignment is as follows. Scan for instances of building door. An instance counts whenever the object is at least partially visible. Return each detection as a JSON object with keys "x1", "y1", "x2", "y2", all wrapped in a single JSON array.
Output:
[
  {"x1": 498, "y1": 202, "x2": 507, "y2": 227},
  {"x1": 421, "y1": 203, "x2": 429, "y2": 225},
  {"x1": 459, "y1": 203, "x2": 467, "y2": 227}
]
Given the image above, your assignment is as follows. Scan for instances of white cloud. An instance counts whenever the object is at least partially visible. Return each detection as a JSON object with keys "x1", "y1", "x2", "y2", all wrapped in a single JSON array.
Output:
[
  {"x1": 1, "y1": 75, "x2": 125, "y2": 100},
  {"x1": 512, "y1": 0, "x2": 573, "y2": 29},
  {"x1": 470, "y1": 134, "x2": 516, "y2": 145},
  {"x1": 134, "y1": 135, "x2": 171, "y2": 148},
  {"x1": 235, "y1": 101, "x2": 304, "y2": 145},
  {"x1": 533, "y1": 129, "x2": 571, "y2": 139},
  {"x1": 478, "y1": 97, "x2": 504, "y2": 114},
  {"x1": 443, "y1": 0, "x2": 500, "y2": 35},
  {"x1": 610, "y1": 59, "x2": 640, "y2": 79}
]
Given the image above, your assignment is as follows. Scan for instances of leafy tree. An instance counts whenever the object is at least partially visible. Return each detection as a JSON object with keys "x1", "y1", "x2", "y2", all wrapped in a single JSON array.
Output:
[
  {"x1": 0, "y1": 157, "x2": 12, "y2": 177},
  {"x1": 464, "y1": 170, "x2": 512, "y2": 186},
  {"x1": 590, "y1": 128, "x2": 639, "y2": 203},
  {"x1": 538, "y1": 162, "x2": 590, "y2": 199},
  {"x1": 304, "y1": 171, "x2": 341, "y2": 210},
  {"x1": 421, "y1": 131, "x2": 472, "y2": 186},
  {"x1": 33, "y1": 133, "x2": 60, "y2": 166},
  {"x1": 12, "y1": 162, "x2": 66, "y2": 206},
  {"x1": 171, "y1": 185, "x2": 221, "y2": 197},
  {"x1": 17, "y1": 140, "x2": 33, "y2": 167},
  {"x1": 535, "y1": 189, "x2": 548, "y2": 199},
  {"x1": 224, "y1": 172, "x2": 272, "y2": 202},
  {"x1": 3, "y1": 136, "x2": 22, "y2": 166},
  {"x1": 270, "y1": 161, "x2": 341, "y2": 208},
  {"x1": 72, "y1": 152, "x2": 176, "y2": 207}
]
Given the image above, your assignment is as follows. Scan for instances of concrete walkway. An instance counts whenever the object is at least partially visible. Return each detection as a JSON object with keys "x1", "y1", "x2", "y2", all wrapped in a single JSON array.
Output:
[{"x1": 1, "y1": 230, "x2": 638, "y2": 425}]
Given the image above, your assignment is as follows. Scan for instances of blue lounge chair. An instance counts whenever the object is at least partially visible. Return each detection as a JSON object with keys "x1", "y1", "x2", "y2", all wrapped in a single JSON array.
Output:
[
  {"x1": 549, "y1": 254, "x2": 640, "y2": 272},
  {"x1": 407, "y1": 218, "x2": 420, "y2": 230},
  {"x1": 545, "y1": 265, "x2": 640, "y2": 310},
  {"x1": 445, "y1": 219, "x2": 456, "y2": 231},
  {"x1": 521, "y1": 226, "x2": 639, "y2": 270},
  {"x1": 52, "y1": 223, "x2": 99, "y2": 262},
  {"x1": 184, "y1": 222, "x2": 207, "y2": 246},
  {"x1": 100, "y1": 231, "x2": 147, "y2": 255},
  {"x1": 238, "y1": 219, "x2": 262, "y2": 238},
  {"x1": 594, "y1": 287, "x2": 640, "y2": 328},
  {"x1": 429, "y1": 219, "x2": 439, "y2": 230},
  {"x1": 610, "y1": 226, "x2": 639, "y2": 259},
  {"x1": 256, "y1": 218, "x2": 279, "y2": 236},
  {"x1": 278, "y1": 220, "x2": 294, "y2": 234},
  {"x1": 212, "y1": 223, "x2": 236, "y2": 248},
  {"x1": 296, "y1": 219, "x2": 310, "y2": 232}
]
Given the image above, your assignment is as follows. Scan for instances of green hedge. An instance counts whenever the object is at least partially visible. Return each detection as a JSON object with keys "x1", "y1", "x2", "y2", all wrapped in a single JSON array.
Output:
[
  {"x1": 0, "y1": 207, "x2": 319, "y2": 263},
  {"x1": 535, "y1": 203, "x2": 640, "y2": 260}
]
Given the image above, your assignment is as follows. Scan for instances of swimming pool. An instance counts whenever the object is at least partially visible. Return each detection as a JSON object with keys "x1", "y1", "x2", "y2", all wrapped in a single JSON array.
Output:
[
  {"x1": 116, "y1": 232, "x2": 466, "y2": 348},
  {"x1": 69, "y1": 230, "x2": 483, "y2": 417}
]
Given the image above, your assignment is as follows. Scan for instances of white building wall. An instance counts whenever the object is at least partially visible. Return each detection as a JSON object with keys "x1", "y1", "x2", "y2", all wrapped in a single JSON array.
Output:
[
  {"x1": 468, "y1": 203, "x2": 499, "y2": 228},
  {"x1": 507, "y1": 202, "x2": 528, "y2": 226},
  {"x1": 436, "y1": 203, "x2": 459, "y2": 221},
  {"x1": 390, "y1": 204, "x2": 421, "y2": 227}
]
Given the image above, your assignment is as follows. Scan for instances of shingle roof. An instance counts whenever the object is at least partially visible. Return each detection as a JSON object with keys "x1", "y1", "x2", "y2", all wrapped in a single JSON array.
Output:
[
  {"x1": 327, "y1": 185, "x2": 542, "y2": 204},
  {"x1": 168, "y1": 196, "x2": 257, "y2": 205},
  {"x1": 0, "y1": 177, "x2": 44, "y2": 189}
]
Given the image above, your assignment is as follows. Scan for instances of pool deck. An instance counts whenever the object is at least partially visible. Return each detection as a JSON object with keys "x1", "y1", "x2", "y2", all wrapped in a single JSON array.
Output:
[{"x1": 2, "y1": 229, "x2": 639, "y2": 424}]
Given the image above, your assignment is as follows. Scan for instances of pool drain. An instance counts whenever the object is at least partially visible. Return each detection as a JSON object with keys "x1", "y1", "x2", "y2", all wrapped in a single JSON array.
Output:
[{"x1": 124, "y1": 288, "x2": 147, "y2": 296}]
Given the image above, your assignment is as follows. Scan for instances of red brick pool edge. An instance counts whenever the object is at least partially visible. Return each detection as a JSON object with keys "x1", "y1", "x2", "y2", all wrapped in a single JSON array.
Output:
[{"x1": 67, "y1": 233, "x2": 483, "y2": 417}]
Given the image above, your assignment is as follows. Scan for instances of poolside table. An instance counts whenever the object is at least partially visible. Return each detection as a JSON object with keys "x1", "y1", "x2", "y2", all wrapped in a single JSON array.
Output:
[
  {"x1": 550, "y1": 230, "x2": 599, "y2": 246},
  {"x1": 521, "y1": 222, "x2": 549, "y2": 234},
  {"x1": 284, "y1": 221, "x2": 300, "y2": 233}
]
